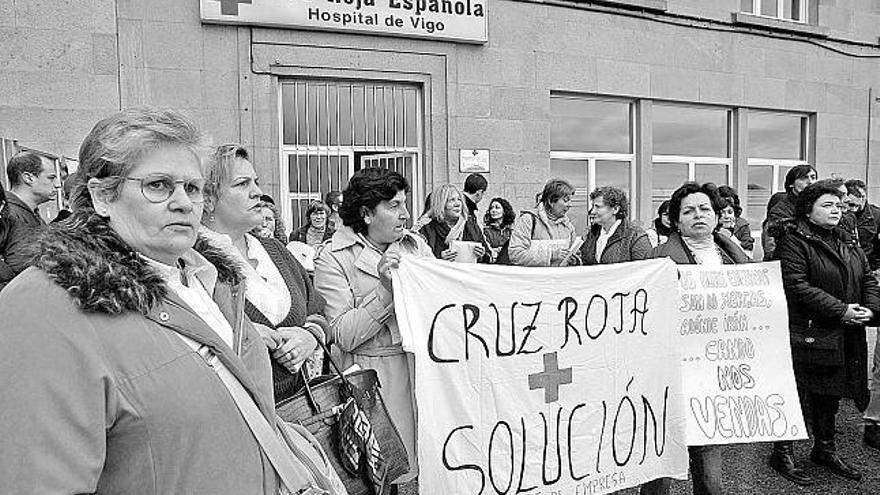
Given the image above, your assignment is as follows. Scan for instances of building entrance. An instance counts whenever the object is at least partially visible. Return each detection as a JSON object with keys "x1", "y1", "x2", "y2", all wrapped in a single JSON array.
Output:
[{"x1": 280, "y1": 79, "x2": 422, "y2": 232}]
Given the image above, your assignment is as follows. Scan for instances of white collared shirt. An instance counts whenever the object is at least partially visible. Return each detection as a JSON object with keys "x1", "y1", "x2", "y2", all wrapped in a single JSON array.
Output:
[
  {"x1": 143, "y1": 250, "x2": 234, "y2": 348},
  {"x1": 596, "y1": 219, "x2": 621, "y2": 262},
  {"x1": 243, "y1": 234, "x2": 292, "y2": 325},
  {"x1": 199, "y1": 227, "x2": 292, "y2": 326}
]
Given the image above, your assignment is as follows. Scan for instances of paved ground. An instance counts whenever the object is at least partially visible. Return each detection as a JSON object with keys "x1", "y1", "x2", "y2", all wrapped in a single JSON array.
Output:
[{"x1": 400, "y1": 331, "x2": 880, "y2": 494}]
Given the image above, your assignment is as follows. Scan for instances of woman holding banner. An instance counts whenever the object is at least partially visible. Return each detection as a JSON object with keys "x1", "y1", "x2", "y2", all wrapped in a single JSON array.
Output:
[
  {"x1": 313, "y1": 167, "x2": 432, "y2": 488},
  {"x1": 418, "y1": 183, "x2": 489, "y2": 263},
  {"x1": 643, "y1": 182, "x2": 750, "y2": 495},
  {"x1": 508, "y1": 178, "x2": 581, "y2": 267},
  {"x1": 772, "y1": 180, "x2": 880, "y2": 483}
]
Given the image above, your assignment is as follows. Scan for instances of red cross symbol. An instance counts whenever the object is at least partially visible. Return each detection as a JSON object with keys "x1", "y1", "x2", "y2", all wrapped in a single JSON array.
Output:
[
  {"x1": 528, "y1": 352, "x2": 573, "y2": 404},
  {"x1": 216, "y1": 0, "x2": 252, "y2": 16}
]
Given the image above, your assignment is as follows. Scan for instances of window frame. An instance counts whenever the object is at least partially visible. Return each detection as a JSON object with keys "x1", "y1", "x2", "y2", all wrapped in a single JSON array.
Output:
[
  {"x1": 742, "y1": 0, "x2": 808, "y2": 24},
  {"x1": 549, "y1": 151, "x2": 636, "y2": 232},
  {"x1": 279, "y1": 79, "x2": 424, "y2": 233}
]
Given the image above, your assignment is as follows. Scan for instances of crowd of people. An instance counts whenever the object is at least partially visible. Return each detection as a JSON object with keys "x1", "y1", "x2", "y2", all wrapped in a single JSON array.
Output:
[{"x1": 1, "y1": 106, "x2": 880, "y2": 494}]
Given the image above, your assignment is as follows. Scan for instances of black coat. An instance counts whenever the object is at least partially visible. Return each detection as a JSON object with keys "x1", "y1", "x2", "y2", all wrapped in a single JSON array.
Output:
[
  {"x1": 419, "y1": 217, "x2": 489, "y2": 263},
  {"x1": 648, "y1": 231, "x2": 751, "y2": 266},
  {"x1": 854, "y1": 203, "x2": 880, "y2": 270},
  {"x1": 776, "y1": 220, "x2": 880, "y2": 399},
  {"x1": 483, "y1": 222, "x2": 512, "y2": 265}
]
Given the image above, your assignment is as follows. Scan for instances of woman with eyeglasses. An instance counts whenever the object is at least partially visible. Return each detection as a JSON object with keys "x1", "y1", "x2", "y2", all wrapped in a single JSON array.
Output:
[
  {"x1": 0, "y1": 108, "x2": 286, "y2": 493},
  {"x1": 199, "y1": 144, "x2": 327, "y2": 402}
]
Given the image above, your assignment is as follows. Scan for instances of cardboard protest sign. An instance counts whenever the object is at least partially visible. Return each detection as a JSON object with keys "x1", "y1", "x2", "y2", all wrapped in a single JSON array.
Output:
[
  {"x1": 677, "y1": 263, "x2": 808, "y2": 446},
  {"x1": 394, "y1": 257, "x2": 689, "y2": 495}
]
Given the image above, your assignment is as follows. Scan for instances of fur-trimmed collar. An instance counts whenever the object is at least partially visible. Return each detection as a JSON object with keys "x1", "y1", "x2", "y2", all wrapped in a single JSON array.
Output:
[{"x1": 29, "y1": 211, "x2": 244, "y2": 315}]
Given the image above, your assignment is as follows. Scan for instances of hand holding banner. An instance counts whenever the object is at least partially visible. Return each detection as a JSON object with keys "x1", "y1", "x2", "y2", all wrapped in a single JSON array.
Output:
[
  {"x1": 676, "y1": 262, "x2": 807, "y2": 445},
  {"x1": 394, "y1": 258, "x2": 689, "y2": 495}
]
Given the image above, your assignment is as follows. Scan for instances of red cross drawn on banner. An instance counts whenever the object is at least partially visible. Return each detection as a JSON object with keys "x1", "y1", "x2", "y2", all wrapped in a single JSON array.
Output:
[{"x1": 528, "y1": 352, "x2": 573, "y2": 404}]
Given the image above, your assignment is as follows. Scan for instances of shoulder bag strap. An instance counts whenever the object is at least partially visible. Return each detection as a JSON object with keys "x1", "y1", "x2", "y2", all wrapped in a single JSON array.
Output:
[{"x1": 196, "y1": 345, "x2": 330, "y2": 495}]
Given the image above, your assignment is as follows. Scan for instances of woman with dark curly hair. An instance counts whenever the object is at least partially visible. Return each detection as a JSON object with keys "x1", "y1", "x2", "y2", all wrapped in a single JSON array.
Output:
[
  {"x1": 769, "y1": 180, "x2": 880, "y2": 485},
  {"x1": 643, "y1": 181, "x2": 750, "y2": 495},
  {"x1": 313, "y1": 167, "x2": 432, "y2": 487},
  {"x1": 483, "y1": 196, "x2": 515, "y2": 264}
]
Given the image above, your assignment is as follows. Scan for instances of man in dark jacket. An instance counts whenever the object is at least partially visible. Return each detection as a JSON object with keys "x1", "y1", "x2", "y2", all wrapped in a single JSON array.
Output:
[
  {"x1": 462, "y1": 172, "x2": 487, "y2": 226},
  {"x1": 0, "y1": 151, "x2": 57, "y2": 288},
  {"x1": 844, "y1": 179, "x2": 880, "y2": 271}
]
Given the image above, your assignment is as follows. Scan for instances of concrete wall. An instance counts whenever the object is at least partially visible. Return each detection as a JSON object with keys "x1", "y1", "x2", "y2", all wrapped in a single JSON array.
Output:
[{"x1": 0, "y1": 0, "x2": 119, "y2": 158}]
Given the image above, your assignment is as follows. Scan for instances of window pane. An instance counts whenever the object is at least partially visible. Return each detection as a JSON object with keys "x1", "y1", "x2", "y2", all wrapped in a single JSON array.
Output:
[
  {"x1": 741, "y1": 0, "x2": 754, "y2": 13},
  {"x1": 281, "y1": 84, "x2": 297, "y2": 145},
  {"x1": 306, "y1": 84, "x2": 319, "y2": 145},
  {"x1": 761, "y1": 0, "x2": 778, "y2": 16},
  {"x1": 695, "y1": 164, "x2": 728, "y2": 186},
  {"x1": 353, "y1": 85, "x2": 366, "y2": 146},
  {"x1": 551, "y1": 97, "x2": 631, "y2": 153},
  {"x1": 338, "y1": 85, "x2": 352, "y2": 146},
  {"x1": 404, "y1": 89, "x2": 418, "y2": 148},
  {"x1": 748, "y1": 113, "x2": 805, "y2": 159},
  {"x1": 652, "y1": 163, "x2": 689, "y2": 213},
  {"x1": 316, "y1": 84, "x2": 328, "y2": 146},
  {"x1": 783, "y1": 0, "x2": 801, "y2": 20},
  {"x1": 747, "y1": 165, "x2": 773, "y2": 230},
  {"x1": 596, "y1": 160, "x2": 631, "y2": 199},
  {"x1": 550, "y1": 158, "x2": 588, "y2": 232},
  {"x1": 653, "y1": 105, "x2": 729, "y2": 157},
  {"x1": 328, "y1": 85, "x2": 338, "y2": 146},
  {"x1": 375, "y1": 86, "x2": 387, "y2": 147}
]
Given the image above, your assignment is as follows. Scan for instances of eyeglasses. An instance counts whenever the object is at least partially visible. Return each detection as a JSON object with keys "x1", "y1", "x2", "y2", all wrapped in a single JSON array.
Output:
[{"x1": 120, "y1": 174, "x2": 206, "y2": 203}]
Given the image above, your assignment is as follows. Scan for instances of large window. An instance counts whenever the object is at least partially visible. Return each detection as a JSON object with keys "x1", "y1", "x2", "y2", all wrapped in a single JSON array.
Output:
[
  {"x1": 745, "y1": 112, "x2": 809, "y2": 229},
  {"x1": 550, "y1": 96, "x2": 633, "y2": 232},
  {"x1": 651, "y1": 104, "x2": 732, "y2": 212},
  {"x1": 280, "y1": 80, "x2": 422, "y2": 231},
  {"x1": 741, "y1": 0, "x2": 807, "y2": 23},
  {"x1": 548, "y1": 95, "x2": 813, "y2": 231}
]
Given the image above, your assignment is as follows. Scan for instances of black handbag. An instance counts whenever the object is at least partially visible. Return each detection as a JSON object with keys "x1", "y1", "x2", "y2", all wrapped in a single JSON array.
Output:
[
  {"x1": 789, "y1": 320, "x2": 844, "y2": 366},
  {"x1": 275, "y1": 342, "x2": 410, "y2": 495}
]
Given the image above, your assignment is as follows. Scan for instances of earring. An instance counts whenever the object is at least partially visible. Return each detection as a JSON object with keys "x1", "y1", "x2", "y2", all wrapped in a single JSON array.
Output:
[{"x1": 364, "y1": 217, "x2": 371, "y2": 225}]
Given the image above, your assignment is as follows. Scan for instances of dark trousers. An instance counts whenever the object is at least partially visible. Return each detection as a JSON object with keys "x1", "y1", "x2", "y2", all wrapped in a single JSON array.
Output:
[
  {"x1": 809, "y1": 393, "x2": 840, "y2": 441},
  {"x1": 639, "y1": 445, "x2": 722, "y2": 495}
]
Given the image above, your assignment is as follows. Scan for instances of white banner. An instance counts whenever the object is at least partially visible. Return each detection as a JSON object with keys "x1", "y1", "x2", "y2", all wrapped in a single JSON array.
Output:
[
  {"x1": 200, "y1": 0, "x2": 488, "y2": 43},
  {"x1": 394, "y1": 258, "x2": 689, "y2": 495},
  {"x1": 677, "y1": 263, "x2": 807, "y2": 445}
]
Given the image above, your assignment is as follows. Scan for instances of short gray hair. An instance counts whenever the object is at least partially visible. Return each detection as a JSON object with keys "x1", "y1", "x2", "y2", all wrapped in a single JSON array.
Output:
[{"x1": 75, "y1": 107, "x2": 207, "y2": 211}]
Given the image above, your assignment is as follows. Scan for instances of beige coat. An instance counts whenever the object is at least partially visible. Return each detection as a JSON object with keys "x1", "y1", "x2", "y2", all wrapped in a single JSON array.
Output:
[
  {"x1": 313, "y1": 226, "x2": 432, "y2": 483},
  {"x1": 508, "y1": 207, "x2": 578, "y2": 266}
]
